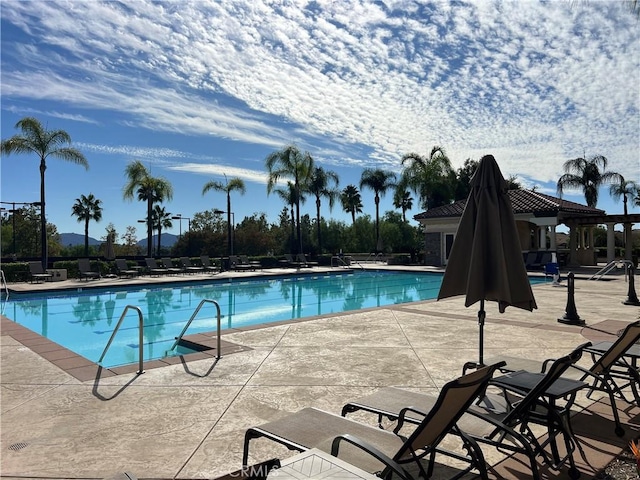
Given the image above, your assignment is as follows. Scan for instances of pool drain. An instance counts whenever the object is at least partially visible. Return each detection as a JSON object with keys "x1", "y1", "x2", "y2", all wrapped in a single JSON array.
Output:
[{"x1": 8, "y1": 442, "x2": 28, "y2": 451}]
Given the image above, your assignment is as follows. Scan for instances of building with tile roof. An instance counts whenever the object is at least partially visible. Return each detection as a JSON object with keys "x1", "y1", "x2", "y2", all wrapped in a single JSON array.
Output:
[{"x1": 414, "y1": 189, "x2": 639, "y2": 268}]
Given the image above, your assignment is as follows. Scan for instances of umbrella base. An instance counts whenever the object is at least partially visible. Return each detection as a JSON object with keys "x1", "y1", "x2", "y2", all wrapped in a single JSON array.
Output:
[{"x1": 557, "y1": 316, "x2": 586, "y2": 326}]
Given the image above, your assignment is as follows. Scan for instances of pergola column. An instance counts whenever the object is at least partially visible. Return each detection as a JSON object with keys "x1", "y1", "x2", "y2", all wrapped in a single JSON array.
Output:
[
  {"x1": 549, "y1": 225, "x2": 557, "y2": 251},
  {"x1": 625, "y1": 222, "x2": 633, "y2": 261},
  {"x1": 606, "y1": 223, "x2": 616, "y2": 264},
  {"x1": 568, "y1": 222, "x2": 578, "y2": 266},
  {"x1": 539, "y1": 226, "x2": 547, "y2": 250}
]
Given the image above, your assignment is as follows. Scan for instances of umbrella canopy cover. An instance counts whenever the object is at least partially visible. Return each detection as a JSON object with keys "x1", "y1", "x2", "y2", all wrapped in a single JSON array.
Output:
[
  {"x1": 438, "y1": 155, "x2": 537, "y2": 313},
  {"x1": 105, "y1": 233, "x2": 115, "y2": 261}
]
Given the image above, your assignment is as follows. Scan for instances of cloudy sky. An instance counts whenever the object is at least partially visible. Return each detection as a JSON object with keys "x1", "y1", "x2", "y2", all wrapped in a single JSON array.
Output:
[{"x1": 1, "y1": 0, "x2": 638, "y2": 241}]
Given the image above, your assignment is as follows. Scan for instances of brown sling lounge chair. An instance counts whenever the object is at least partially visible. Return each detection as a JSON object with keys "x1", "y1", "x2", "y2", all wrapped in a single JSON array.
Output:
[
  {"x1": 243, "y1": 363, "x2": 504, "y2": 479},
  {"x1": 342, "y1": 344, "x2": 590, "y2": 480}
]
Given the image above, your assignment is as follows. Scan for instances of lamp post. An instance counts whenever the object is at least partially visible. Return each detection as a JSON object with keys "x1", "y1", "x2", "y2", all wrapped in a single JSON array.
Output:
[
  {"x1": 171, "y1": 215, "x2": 190, "y2": 256},
  {"x1": 1, "y1": 201, "x2": 41, "y2": 259},
  {"x1": 213, "y1": 209, "x2": 234, "y2": 256}
]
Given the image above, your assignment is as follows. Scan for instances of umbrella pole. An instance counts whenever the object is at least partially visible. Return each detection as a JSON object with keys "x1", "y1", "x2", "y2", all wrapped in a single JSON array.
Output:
[{"x1": 478, "y1": 299, "x2": 485, "y2": 367}]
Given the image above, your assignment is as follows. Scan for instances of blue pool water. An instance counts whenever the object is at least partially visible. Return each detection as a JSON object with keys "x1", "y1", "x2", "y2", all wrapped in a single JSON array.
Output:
[{"x1": 3, "y1": 271, "x2": 546, "y2": 368}]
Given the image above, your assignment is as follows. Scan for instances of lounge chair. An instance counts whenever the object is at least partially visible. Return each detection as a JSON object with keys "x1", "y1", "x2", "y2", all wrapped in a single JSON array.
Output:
[
  {"x1": 569, "y1": 321, "x2": 640, "y2": 436},
  {"x1": 114, "y1": 259, "x2": 138, "y2": 278},
  {"x1": 297, "y1": 253, "x2": 318, "y2": 267},
  {"x1": 240, "y1": 255, "x2": 261, "y2": 270},
  {"x1": 229, "y1": 255, "x2": 252, "y2": 271},
  {"x1": 279, "y1": 253, "x2": 302, "y2": 268},
  {"x1": 200, "y1": 255, "x2": 220, "y2": 273},
  {"x1": 161, "y1": 258, "x2": 183, "y2": 275},
  {"x1": 78, "y1": 258, "x2": 100, "y2": 281},
  {"x1": 28, "y1": 261, "x2": 53, "y2": 283},
  {"x1": 179, "y1": 256, "x2": 204, "y2": 274},
  {"x1": 342, "y1": 345, "x2": 590, "y2": 480},
  {"x1": 144, "y1": 258, "x2": 168, "y2": 276},
  {"x1": 485, "y1": 321, "x2": 640, "y2": 437},
  {"x1": 243, "y1": 363, "x2": 503, "y2": 479}
]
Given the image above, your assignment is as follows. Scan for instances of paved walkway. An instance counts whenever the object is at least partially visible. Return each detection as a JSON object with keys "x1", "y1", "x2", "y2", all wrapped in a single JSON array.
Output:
[{"x1": 1, "y1": 265, "x2": 638, "y2": 479}]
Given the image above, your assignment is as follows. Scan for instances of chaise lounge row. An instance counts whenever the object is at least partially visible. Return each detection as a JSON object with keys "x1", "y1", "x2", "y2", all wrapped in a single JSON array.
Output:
[{"x1": 242, "y1": 323, "x2": 640, "y2": 479}]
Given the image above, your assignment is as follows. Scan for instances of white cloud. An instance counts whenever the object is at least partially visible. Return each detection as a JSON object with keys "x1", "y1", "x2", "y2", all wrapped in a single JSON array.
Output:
[{"x1": 1, "y1": 0, "x2": 638, "y2": 185}]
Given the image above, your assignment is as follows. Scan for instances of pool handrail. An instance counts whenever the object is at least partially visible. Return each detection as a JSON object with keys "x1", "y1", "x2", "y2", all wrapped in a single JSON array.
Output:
[
  {"x1": 98, "y1": 305, "x2": 145, "y2": 374},
  {"x1": 168, "y1": 299, "x2": 221, "y2": 359}
]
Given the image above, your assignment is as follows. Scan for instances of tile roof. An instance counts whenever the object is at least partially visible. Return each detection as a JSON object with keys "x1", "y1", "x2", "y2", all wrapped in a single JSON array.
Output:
[{"x1": 414, "y1": 190, "x2": 605, "y2": 220}]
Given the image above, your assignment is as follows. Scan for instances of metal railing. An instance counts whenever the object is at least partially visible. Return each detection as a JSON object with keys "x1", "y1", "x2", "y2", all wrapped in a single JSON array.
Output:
[
  {"x1": 168, "y1": 299, "x2": 221, "y2": 359},
  {"x1": 589, "y1": 259, "x2": 634, "y2": 281},
  {"x1": 98, "y1": 305, "x2": 145, "y2": 374},
  {"x1": 0, "y1": 270, "x2": 8, "y2": 298}
]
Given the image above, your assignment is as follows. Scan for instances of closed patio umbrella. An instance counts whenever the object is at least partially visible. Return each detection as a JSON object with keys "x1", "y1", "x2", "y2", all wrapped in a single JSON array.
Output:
[
  {"x1": 437, "y1": 154, "x2": 537, "y2": 368},
  {"x1": 105, "y1": 233, "x2": 115, "y2": 261}
]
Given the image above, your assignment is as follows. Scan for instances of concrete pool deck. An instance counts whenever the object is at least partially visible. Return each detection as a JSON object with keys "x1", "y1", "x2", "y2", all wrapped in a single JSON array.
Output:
[{"x1": 1, "y1": 264, "x2": 639, "y2": 479}]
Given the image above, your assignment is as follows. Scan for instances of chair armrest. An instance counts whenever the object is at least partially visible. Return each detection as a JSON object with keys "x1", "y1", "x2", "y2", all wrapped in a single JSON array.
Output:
[
  {"x1": 331, "y1": 434, "x2": 410, "y2": 479},
  {"x1": 394, "y1": 406, "x2": 428, "y2": 434}
]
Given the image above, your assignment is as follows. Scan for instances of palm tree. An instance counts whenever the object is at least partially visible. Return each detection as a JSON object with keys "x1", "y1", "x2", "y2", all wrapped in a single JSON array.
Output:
[
  {"x1": 274, "y1": 182, "x2": 305, "y2": 252},
  {"x1": 202, "y1": 174, "x2": 246, "y2": 256},
  {"x1": 1, "y1": 117, "x2": 88, "y2": 268},
  {"x1": 152, "y1": 205, "x2": 173, "y2": 256},
  {"x1": 360, "y1": 169, "x2": 397, "y2": 252},
  {"x1": 556, "y1": 154, "x2": 619, "y2": 208},
  {"x1": 340, "y1": 185, "x2": 363, "y2": 224},
  {"x1": 306, "y1": 166, "x2": 339, "y2": 254},
  {"x1": 609, "y1": 174, "x2": 639, "y2": 216},
  {"x1": 393, "y1": 184, "x2": 413, "y2": 222},
  {"x1": 401, "y1": 145, "x2": 454, "y2": 210},
  {"x1": 71, "y1": 194, "x2": 103, "y2": 257},
  {"x1": 123, "y1": 160, "x2": 173, "y2": 258},
  {"x1": 265, "y1": 145, "x2": 314, "y2": 254}
]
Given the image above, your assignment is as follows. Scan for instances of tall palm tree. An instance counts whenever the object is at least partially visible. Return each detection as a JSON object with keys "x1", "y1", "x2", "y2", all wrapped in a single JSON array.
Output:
[
  {"x1": 340, "y1": 185, "x2": 363, "y2": 224},
  {"x1": 71, "y1": 194, "x2": 103, "y2": 257},
  {"x1": 393, "y1": 184, "x2": 413, "y2": 222},
  {"x1": 123, "y1": 160, "x2": 173, "y2": 258},
  {"x1": 1, "y1": 117, "x2": 88, "y2": 268},
  {"x1": 202, "y1": 174, "x2": 246, "y2": 256},
  {"x1": 274, "y1": 182, "x2": 305, "y2": 253},
  {"x1": 360, "y1": 169, "x2": 397, "y2": 251},
  {"x1": 265, "y1": 145, "x2": 314, "y2": 254},
  {"x1": 401, "y1": 145, "x2": 454, "y2": 210},
  {"x1": 152, "y1": 205, "x2": 173, "y2": 256},
  {"x1": 609, "y1": 174, "x2": 639, "y2": 216},
  {"x1": 306, "y1": 166, "x2": 340, "y2": 254},
  {"x1": 556, "y1": 154, "x2": 619, "y2": 208}
]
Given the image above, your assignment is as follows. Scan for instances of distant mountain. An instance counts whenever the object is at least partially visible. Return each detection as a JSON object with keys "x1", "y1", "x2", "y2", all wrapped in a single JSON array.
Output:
[
  {"x1": 60, "y1": 233, "x2": 101, "y2": 247},
  {"x1": 137, "y1": 233, "x2": 178, "y2": 248},
  {"x1": 60, "y1": 232, "x2": 178, "y2": 248}
]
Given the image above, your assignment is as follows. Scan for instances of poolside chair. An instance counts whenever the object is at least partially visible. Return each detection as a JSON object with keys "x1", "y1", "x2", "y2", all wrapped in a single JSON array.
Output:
[
  {"x1": 78, "y1": 258, "x2": 100, "y2": 281},
  {"x1": 114, "y1": 259, "x2": 138, "y2": 278},
  {"x1": 243, "y1": 363, "x2": 503, "y2": 479},
  {"x1": 297, "y1": 253, "x2": 318, "y2": 267},
  {"x1": 278, "y1": 253, "x2": 299, "y2": 268},
  {"x1": 161, "y1": 258, "x2": 183, "y2": 275},
  {"x1": 342, "y1": 345, "x2": 590, "y2": 480},
  {"x1": 28, "y1": 261, "x2": 53, "y2": 283},
  {"x1": 240, "y1": 255, "x2": 261, "y2": 270},
  {"x1": 144, "y1": 258, "x2": 168, "y2": 276},
  {"x1": 179, "y1": 257, "x2": 204, "y2": 274},
  {"x1": 200, "y1": 255, "x2": 220, "y2": 273},
  {"x1": 569, "y1": 321, "x2": 640, "y2": 436},
  {"x1": 229, "y1": 255, "x2": 252, "y2": 271}
]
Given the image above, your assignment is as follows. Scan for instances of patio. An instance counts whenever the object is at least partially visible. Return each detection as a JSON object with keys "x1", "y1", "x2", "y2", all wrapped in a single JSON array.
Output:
[{"x1": 1, "y1": 265, "x2": 638, "y2": 479}]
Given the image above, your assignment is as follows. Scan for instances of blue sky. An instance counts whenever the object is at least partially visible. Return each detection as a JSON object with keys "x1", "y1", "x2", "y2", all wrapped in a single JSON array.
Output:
[{"x1": 1, "y1": 0, "x2": 639, "y2": 242}]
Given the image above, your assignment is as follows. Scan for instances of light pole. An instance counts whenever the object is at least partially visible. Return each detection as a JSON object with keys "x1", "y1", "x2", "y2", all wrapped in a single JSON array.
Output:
[
  {"x1": 1, "y1": 201, "x2": 41, "y2": 259},
  {"x1": 171, "y1": 215, "x2": 190, "y2": 256},
  {"x1": 214, "y1": 209, "x2": 234, "y2": 256}
]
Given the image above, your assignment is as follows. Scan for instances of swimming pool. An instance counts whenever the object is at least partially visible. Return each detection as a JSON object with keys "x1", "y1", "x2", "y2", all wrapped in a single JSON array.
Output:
[{"x1": 3, "y1": 271, "x2": 546, "y2": 368}]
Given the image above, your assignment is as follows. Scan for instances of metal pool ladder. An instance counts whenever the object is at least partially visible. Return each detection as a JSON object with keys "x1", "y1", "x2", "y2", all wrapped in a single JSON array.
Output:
[
  {"x1": 98, "y1": 305, "x2": 145, "y2": 374},
  {"x1": 168, "y1": 299, "x2": 221, "y2": 359}
]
